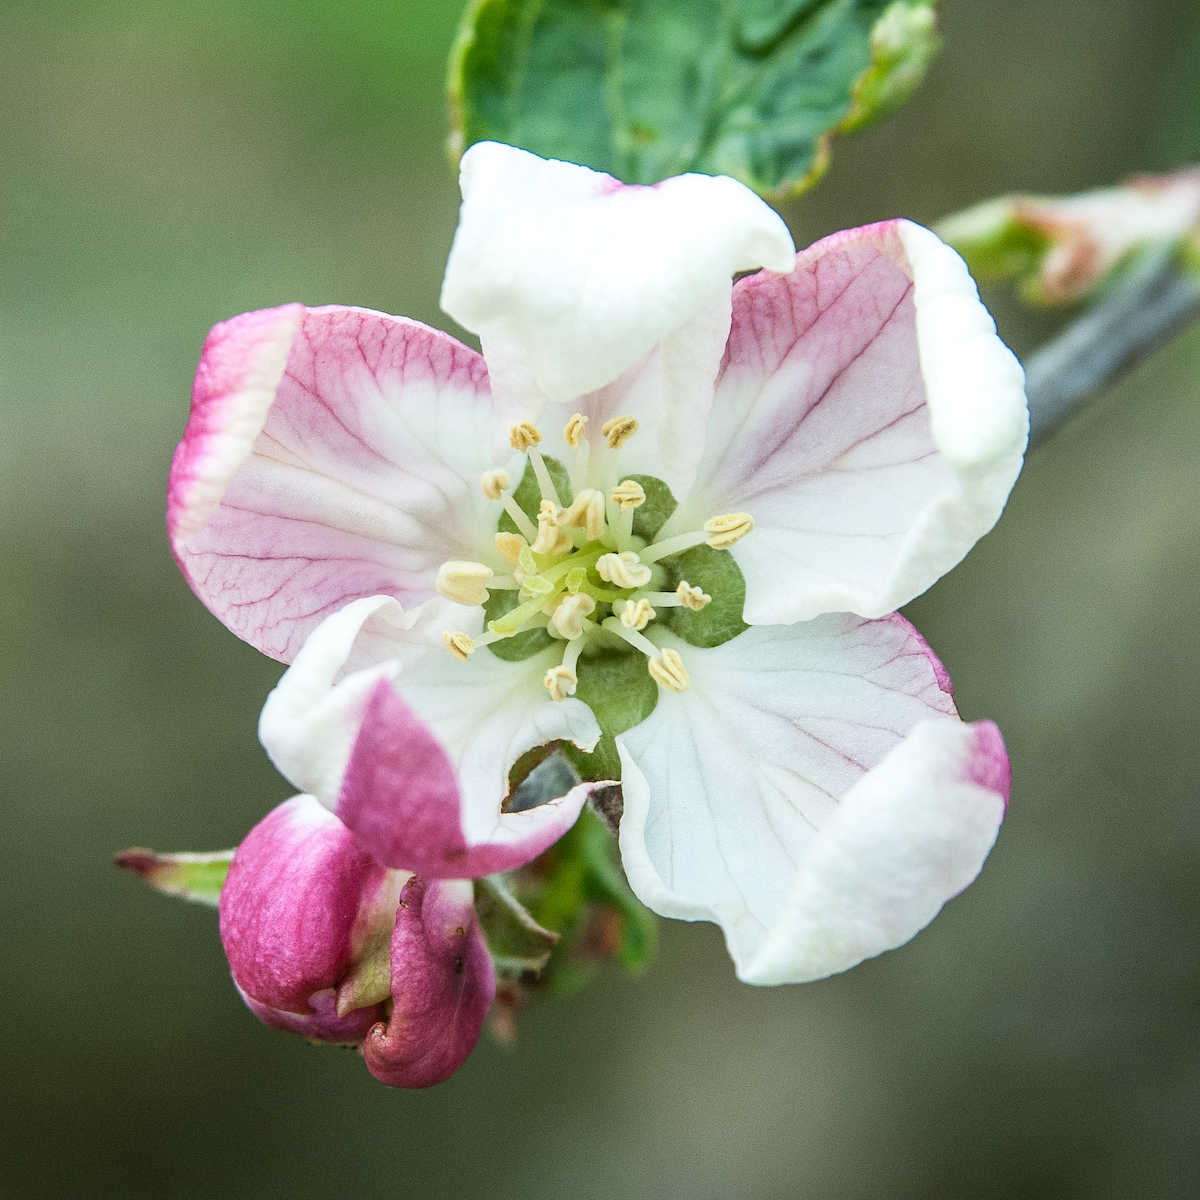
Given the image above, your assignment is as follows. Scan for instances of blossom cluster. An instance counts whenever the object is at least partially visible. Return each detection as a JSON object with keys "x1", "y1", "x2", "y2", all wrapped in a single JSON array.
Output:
[{"x1": 163, "y1": 143, "x2": 1027, "y2": 1086}]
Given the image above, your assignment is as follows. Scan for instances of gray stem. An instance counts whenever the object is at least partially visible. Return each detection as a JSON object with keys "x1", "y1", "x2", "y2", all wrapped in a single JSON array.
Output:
[{"x1": 1024, "y1": 250, "x2": 1200, "y2": 446}]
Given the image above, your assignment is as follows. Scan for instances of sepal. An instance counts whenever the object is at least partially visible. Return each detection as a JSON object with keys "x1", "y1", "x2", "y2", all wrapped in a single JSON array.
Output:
[{"x1": 115, "y1": 847, "x2": 235, "y2": 906}]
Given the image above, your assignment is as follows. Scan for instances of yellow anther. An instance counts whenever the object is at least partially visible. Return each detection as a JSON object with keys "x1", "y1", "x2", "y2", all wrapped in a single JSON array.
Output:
[
  {"x1": 648, "y1": 648, "x2": 689, "y2": 692},
  {"x1": 549, "y1": 592, "x2": 596, "y2": 640},
  {"x1": 436, "y1": 560, "x2": 494, "y2": 606},
  {"x1": 442, "y1": 631, "x2": 475, "y2": 663},
  {"x1": 494, "y1": 532, "x2": 527, "y2": 566},
  {"x1": 509, "y1": 422, "x2": 543, "y2": 452},
  {"x1": 676, "y1": 580, "x2": 712, "y2": 611},
  {"x1": 601, "y1": 415, "x2": 638, "y2": 449},
  {"x1": 531, "y1": 500, "x2": 572, "y2": 556},
  {"x1": 564, "y1": 413, "x2": 588, "y2": 448},
  {"x1": 544, "y1": 664, "x2": 578, "y2": 702},
  {"x1": 704, "y1": 512, "x2": 755, "y2": 549},
  {"x1": 620, "y1": 598, "x2": 656, "y2": 631},
  {"x1": 480, "y1": 468, "x2": 511, "y2": 500},
  {"x1": 597, "y1": 551, "x2": 653, "y2": 589},
  {"x1": 611, "y1": 479, "x2": 646, "y2": 512},
  {"x1": 556, "y1": 488, "x2": 607, "y2": 541}
]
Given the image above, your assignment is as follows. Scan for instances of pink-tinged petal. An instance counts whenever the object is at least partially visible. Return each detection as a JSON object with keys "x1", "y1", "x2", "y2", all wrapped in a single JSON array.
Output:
[
  {"x1": 340, "y1": 677, "x2": 604, "y2": 876},
  {"x1": 219, "y1": 795, "x2": 409, "y2": 1043},
  {"x1": 171, "y1": 305, "x2": 511, "y2": 663},
  {"x1": 615, "y1": 617, "x2": 1002, "y2": 982},
  {"x1": 258, "y1": 596, "x2": 605, "y2": 877},
  {"x1": 440, "y1": 142, "x2": 795, "y2": 429},
  {"x1": 665, "y1": 220, "x2": 1028, "y2": 624},
  {"x1": 362, "y1": 876, "x2": 495, "y2": 1088}
]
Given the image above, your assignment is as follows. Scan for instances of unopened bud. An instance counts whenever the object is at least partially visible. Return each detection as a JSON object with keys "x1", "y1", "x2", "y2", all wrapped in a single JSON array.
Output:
[{"x1": 436, "y1": 560, "x2": 494, "y2": 606}]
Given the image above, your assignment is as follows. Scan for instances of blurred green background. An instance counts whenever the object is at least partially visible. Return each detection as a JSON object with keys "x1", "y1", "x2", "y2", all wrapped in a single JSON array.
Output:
[{"x1": 2, "y1": 1, "x2": 1200, "y2": 1196}]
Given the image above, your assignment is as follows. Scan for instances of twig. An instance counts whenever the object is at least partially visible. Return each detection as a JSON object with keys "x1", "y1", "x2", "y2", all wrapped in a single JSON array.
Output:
[{"x1": 1024, "y1": 249, "x2": 1200, "y2": 446}]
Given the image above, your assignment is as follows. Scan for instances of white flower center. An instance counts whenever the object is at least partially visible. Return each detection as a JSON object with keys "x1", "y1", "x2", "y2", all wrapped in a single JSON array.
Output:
[{"x1": 435, "y1": 416, "x2": 752, "y2": 700}]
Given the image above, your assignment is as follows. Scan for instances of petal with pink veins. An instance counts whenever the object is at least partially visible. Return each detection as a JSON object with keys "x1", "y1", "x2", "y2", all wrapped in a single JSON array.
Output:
[
  {"x1": 258, "y1": 595, "x2": 606, "y2": 876},
  {"x1": 662, "y1": 220, "x2": 1028, "y2": 624},
  {"x1": 171, "y1": 305, "x2": 515, "y2": 663},
  {"x1": 615, "y1": 619, "x2": 1007, "y2": 982},
  {"x1": 363, "y1": 876, "x2": 495, "y2": 1088},
  {"x1": 218, "y1": 795, "x2": 409, "y2": 1043},
  {"x1": 440, "y1": 142, "x2": 796, "y2": 436}
]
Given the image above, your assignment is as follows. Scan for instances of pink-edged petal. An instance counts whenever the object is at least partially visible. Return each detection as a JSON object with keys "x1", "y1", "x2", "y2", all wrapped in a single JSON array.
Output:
[
  {"x1": 218, "y1": 795, "x2": 409, "y2": 1043},
  {"x1": 615, "y1": 618, "x2": 1005, "y2": 982},
  {"x1": 440, "y1": 142, "x2": 795, "y2": 429},
  {"x1": 171, "y1": 305, "x2": 512, "y2": 663},
  {"x1": 258, "y1": 596, "x2": 605, "y2": 878},
  {"x1": 362, "y1": 876, "x2": 495, "y2": 1088},
  {"x1": 665, "y1": 220, "x2": 1028, "y2": 624}
]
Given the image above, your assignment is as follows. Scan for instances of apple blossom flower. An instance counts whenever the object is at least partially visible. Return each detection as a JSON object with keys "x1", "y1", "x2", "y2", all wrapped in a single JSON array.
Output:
[{"x1": 169, "y1": 141, "x2": 1026, "y2": 1038}]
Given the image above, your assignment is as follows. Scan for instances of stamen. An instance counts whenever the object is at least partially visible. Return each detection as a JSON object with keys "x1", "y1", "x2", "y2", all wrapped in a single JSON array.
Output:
[
  {"x1": 494, "y1": 532, "x2": 527, "y2": 565},
  {"x1": 619, "y1": 598, "x2": 656, "y2": 631},
  {"x1": 600, "y1": 616, "x2": 659, "y2": 658},
  {"x1": 611, "y1": 479, "x2": 646, "y2": 511},
  {"x1": 556, "y1": 488, "x2": 606, "y2": 541},
  {"x1": 527, "y1": 447, "x2": 562, "y2": 506},
  {"x1": 548, "y1": 592, "x2": 596, "y2": 640},
  {"x1": 509, "y1": 422, "x2": 542, "y2": 453},
  {"x1": 531, "y1": 500, "x2": 572, "y2": 556},
  {"x1": 705, "y1": 512, "x2": 754, "y2": 548},
  {"x1": 501, "y1": 495, "x2": 538, "y2": 542},
  {"x1": 442, "y1": 631, "x2": 474, "y2": 662},
  {"x1": 561, "y1": 634, "x2": 585, "y2": 675},
  {"x1": 676, "y1": 581, "x2": 712, "y2": 610},
  {"x1": 596, "y1": 551, "x2": 653, "y2": 589},
  {"x1": 564, "y1": 413, "x2": 588, "y2": 448},
  {"x1": 638, "y1": 531, "x2": 706, "y2": 564},
  {"x1": 480, "y1": 468, "x2": 510, "y2": 500},
  {"x1": 601, "y1": 415, "x2": 638, "y2": 449},
  {"x1": 647, "y1": 648, "x2": 690, "y2": 693},
  {"x1": 544, "y1": 664, "x2": 578, "y2": 702},
  {"x1": 436, "y1": 561, "x2": 494, "y2": 606}
]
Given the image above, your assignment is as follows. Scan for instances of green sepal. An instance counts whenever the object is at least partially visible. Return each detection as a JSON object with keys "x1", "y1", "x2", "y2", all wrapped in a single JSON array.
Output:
[
  {"x1": 662, "y1": 544, "x2": 750, "y2": 648},
  {"x1": 475, "y1": 875, "x2": 560, "y2": 981},
  {"x1": 513, "y1": 808, "x2": 657, "y2": 995},
  {"x1": 483, "y1": 588, "x2": 556, "y2": 661},
  {"x1": 839, "y1": 2, "x2": 941, "y2": 134},
  {"x1": 449, "y1": 0, "x2": 940, "y2": 200},
  {"x1": 624, "y1": 473, "x2": 678, "y2": 542},
  {"x1": 561, "y1": 645, "x2": 658, "y2": 781},
  {"x1": 497, "y1": 454, "x2": 573, "y2": 536},
  {"x1": 114, "y1": 847, "x2": 235, "y2": 907}
]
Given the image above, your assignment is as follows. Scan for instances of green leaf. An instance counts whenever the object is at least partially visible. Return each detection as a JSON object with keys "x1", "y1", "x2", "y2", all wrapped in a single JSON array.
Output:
[
  {"x1": 497, "y1": 454, "x2": 573, "y2": 536},
  {"x1": 475, "y1": 875, "x2": 560, "y2": 980},
  {"x1": 624, "y1": 473, "x2": 677, "y2": 542},
  {"x1": 450, "y1": 0, "x2": 941, "y2": 199},
  {"x1": 662, "y1": 544, "x2": 750, "y2": 647},
  {"x1": 561, "y1": 644, "x2": 658, "y2": 780},
  {"x1": 114, "y1": 847, "x2": 234, "y2": 907}
]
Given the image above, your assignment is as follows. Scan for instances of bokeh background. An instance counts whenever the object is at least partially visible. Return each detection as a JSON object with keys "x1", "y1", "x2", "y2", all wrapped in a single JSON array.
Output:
[{"x1": 3, "y1": 1, "x2": 1200, "y2": 1196}]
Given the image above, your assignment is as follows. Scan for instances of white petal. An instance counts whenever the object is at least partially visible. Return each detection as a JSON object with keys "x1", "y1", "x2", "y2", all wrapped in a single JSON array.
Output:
[
  {"x1": 615, "y1": 621, "x2": 1006, "y2": 982},
  {"x1": 440, "y1": 142, "x2": 795, "y2": 428}
]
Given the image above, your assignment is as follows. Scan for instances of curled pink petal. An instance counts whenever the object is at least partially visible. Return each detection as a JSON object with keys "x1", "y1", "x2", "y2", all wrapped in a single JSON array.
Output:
[
  {"x1": 219, "y1": 795, "x2": 407, "y2": 1043},
  {"x1": 170, "y1": 305, "x2": 500, "y2": 663},
  {"x1": 337, "y1": 677, "x2": 600, "y2": 878},
  {"x1": 363, "y1": 876, "x2": 495, "y2": 1089}
]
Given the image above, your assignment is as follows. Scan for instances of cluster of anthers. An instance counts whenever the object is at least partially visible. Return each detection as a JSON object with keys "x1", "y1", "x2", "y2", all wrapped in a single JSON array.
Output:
[{"x1": 436, "y1": 414, "x2": 753, "y2": 702}]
